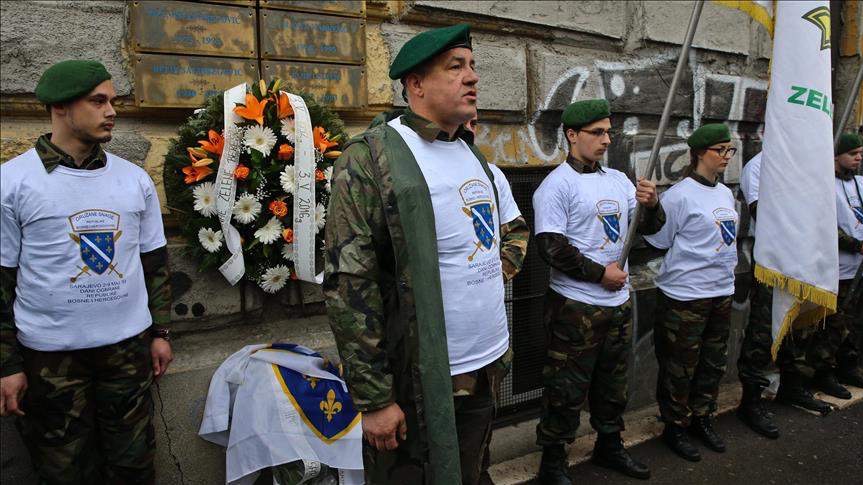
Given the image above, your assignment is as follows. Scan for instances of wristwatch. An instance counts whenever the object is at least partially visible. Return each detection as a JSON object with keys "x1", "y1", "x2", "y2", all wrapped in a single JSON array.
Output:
[{"x1": 151, "y1": 326, "x2": 171, "y2": 342}]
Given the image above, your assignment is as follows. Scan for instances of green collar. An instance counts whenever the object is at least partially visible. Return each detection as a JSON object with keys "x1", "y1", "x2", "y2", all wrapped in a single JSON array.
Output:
[
  {"x1": 566, "y1": 153, "x2": 604, "y2": 174},
  {"x1": 689, "y1": 172, "x2": 717, "y2": 187},
  {"x1": 400, "y1": 109, "x2": 471, "y2": 143},
  {"x1": 35, "y1": 134, "x2": 106, "y2": 173}
]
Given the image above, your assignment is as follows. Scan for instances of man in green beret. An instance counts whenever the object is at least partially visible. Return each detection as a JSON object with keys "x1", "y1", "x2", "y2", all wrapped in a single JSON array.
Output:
[
  {"x1": 531, "y1": 99, "x2": 663, "y2": 483},
  {"x1": 325, "y1": 24, "x2": 529, "y2": 484},
  {"x1": 0, "y1": 59, "x2": 172, "y2": 483},
  {"x1": 804, "y1": 132, "x2": 863, "y2": 397}
]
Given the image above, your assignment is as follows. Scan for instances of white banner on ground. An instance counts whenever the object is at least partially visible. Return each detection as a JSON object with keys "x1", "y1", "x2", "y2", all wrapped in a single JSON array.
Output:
[
  {"x1": 753, "y1": 1, "x2": 838, "y2": 356},
  {"x1": 215, "y1": 84, "x2": 248, "y2": 286},
  {"x1": 285, "y1": 92, "x2": 324, "y2": 284}
]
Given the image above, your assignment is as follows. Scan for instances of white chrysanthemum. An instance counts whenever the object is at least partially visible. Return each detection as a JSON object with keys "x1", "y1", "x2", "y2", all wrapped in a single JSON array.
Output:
[
  {"x1": 192, "y1": 182, "x2": 217, "y2": 217},
  {"x1": 280, "y1": 164, "x2": 296, "y2": 194},
  {"x1": 197, "y1": 227, "x2": 223, "y2": 253},
  {"x1": 232, "y1": 193, "x2": 261, "y2": 224},
  {"x1": 315, "y1": 203, "x2": 327, "y2": 232},
  {"x1": 281, "y1": 242, "x2": 294, "y2": 261},
  {"x1": 260, "y1": 265, "x2": 290, "y2": 293},
  {"x1": 324, "y1": 166, "x2": 333, "y2": 192},
  {"x1": 243, "y1": 124, "x2": 277, "y2": 155},
  {"x1": 280, "y1": 117, "x2": 295, "y2": 143},
  {"x1": 254, "y1": 216, "x2": 283, "y2": 244}
]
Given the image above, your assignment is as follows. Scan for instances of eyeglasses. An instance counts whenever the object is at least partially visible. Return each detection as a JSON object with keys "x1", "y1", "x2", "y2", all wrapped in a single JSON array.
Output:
[
  {"x1": 706, "y1": 146, "x2": 738, "y2": 158},
  {"x1": 578, "y1": 128, "x2": 615, "y2": 138}
]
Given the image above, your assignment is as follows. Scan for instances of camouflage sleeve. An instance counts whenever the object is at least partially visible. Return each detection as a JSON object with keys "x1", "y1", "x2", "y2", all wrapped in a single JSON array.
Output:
[
  {"x1": 0, "y1": 266, "x2": 22, "y2": 377},
  {"x1": 500, "y1": 216, "x2": 529, "y2": 282},
  {"x1": 838, "y1": 227, "x2": 863, "y2": 254},
  {"x1": 535, "y1": 232, "x2": 606, "y2": 282},
  {"x1": 141, "y1": 246, "x2": 172, "y2": 329},
  {"x1": 323, "y1": 142, "x2": 395, "y2": 412},
  {"x1": 637, "y1": 202, "x2": 666, "y2": 236}
]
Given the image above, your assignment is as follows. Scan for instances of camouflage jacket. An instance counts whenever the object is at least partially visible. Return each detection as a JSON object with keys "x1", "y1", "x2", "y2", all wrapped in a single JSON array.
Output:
[
  {"x1": 0, "y1": 135, "x2": 171, "y2": 377},
  {"x1": 324, "y1": 110, "x2": 527, "y2": 484}
]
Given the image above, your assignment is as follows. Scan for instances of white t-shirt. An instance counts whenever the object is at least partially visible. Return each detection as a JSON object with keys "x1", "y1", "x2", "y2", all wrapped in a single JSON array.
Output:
[
  {"x1": 389, "y1": 117, "x2": 518, "y2": 375},
  {"x1": 836, "y1": 175, "x2": 863, "y2": 280},
  {"x1": 740, "y1": 152, "x2": 761, "y2": 236},
  {"x1": 0, "y1": 149, "x2": 167, "y2": 351},
  {"x1": 644, "y1": 177, "x2": 739, "y2": 301},
  {"x1": 532, "y1": 162, "x2": 636, "y2": 307}
]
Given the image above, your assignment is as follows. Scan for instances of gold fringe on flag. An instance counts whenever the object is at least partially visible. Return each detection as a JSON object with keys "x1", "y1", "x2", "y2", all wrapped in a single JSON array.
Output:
[
  {"x1": 755, "y1": 264, "x2": 837, "y2": 359},
  {"x1": 713, "y1": 0, "x2": 774, "y2": 37}
]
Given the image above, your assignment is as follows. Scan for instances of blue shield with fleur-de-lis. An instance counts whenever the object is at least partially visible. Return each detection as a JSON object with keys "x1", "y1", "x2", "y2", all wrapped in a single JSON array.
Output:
[
  {"x1": 718, "y1": 219, "x2": 737, "y2": 246},
  {"x1": 469, "y1": 202, "x2": 495, "y2": 250},
  {"x1": 270, "y1": 344, "x2": 360, "y2": 443},
  {"x1": 853, "y1": 206, "x2": 863, "y2": 224},
  {"x1": 79, "y1": 232, "x2": 115, "y2": 274},
  {"x1": 600, "y1": 213, "x2": 621, "y2": 243}
]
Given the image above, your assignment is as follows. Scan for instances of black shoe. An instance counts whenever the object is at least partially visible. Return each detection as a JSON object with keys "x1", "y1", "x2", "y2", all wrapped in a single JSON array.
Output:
[
  {"x1": 689, "y1": 416, "x2": 726, "y2": 452},
  {"x1": 537, "y1": 444, "x2": 572, "y2": 485},
  {"x1": 837, "y1": 368, "x2": 863, "y2": 389},
  {"x1": 591, "y1": 432, "x2": 651, "y2": 480},
  {"x1": 776, "y1": 384, "x2": 832, "y2": 415},
  {"x1": 814, "y1": 372, "x2": 852, "y2": 399},
  {"x1": 662, "y1": 424, "x2": 701, "y2": 462},
  {"x1": 737, "y1": 383, "x2": 780, "y2": 439}
]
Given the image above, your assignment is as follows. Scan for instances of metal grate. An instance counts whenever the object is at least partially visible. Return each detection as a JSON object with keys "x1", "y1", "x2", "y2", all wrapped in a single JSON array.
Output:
[{"x1": 495, "y1": 166, "x2": 554, "y2": 424}]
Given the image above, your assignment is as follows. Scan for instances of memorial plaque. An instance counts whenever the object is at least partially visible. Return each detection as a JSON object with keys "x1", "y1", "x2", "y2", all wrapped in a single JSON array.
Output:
[
  {"x1": 261, "y1": 10, "x2": 365, "y2": 64},
  {"x1": 131, "y1": 1, "x2": 256, "y2": 58},
  {"x1": 263, "y1": 61, "x2": 366, "y2": 109},
  {"x1": 199, "y1": 0, "x2": 255, "y2": 6},
  {"x1": 135, "y1": 54, "x2": 258, "y2": 108},
  {"x1": 261, "y1": 0, "x2": 365, "y2": 17}
]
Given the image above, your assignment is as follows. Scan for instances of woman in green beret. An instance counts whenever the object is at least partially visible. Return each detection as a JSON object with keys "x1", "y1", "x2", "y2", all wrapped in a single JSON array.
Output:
[{"x1": 644, "y1": 123, "x2": 739, "y2": 462}]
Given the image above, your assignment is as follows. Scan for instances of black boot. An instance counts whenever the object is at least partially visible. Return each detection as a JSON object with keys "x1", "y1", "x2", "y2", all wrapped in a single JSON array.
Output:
[
  {"x1": 662, "y1": 423, "x2": 701, "y2": 462},
  {"x1": 736, "y1": 384, "x2": 780, "y2": 439},
  {"x1": 813, "y1": 371, "x2": 852, "y2": 399},
  {"x1": 689, "y1": 415, "x2": 726, "y2": 452},
  {"x1": 591, "y1": 432, "x2": 651, "y2": 480},
  {"x1": 836, "y1": 367, "x2": 863, "y2": 389},
  {"x1": 776, "y1": 381, "x2": 832, "y2": 415},
  {"x1": 537, "y1": 444, "x2": 572, "y2": 485}
]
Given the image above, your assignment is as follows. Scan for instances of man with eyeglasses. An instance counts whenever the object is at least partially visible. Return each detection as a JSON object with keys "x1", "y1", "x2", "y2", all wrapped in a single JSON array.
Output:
[{"x1": 532, "y1": 99, "x2": 664, "y2": 483}]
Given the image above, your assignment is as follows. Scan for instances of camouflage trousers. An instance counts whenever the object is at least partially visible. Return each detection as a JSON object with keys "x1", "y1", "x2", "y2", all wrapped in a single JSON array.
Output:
[
  {"x1": 536, "y1": 290, "x2": 632, "y2": 446},
  {"x1": 17, "y1": 331, "x2": 155, "y2": 485},
  {"x1": 362, "y1": 355, "x2": 507, "y2": 485},
  {"x1": 654, "y1": 293, "x2": 731, "y2": 426},
  {"x1": 738, "y1": 281, "x2": 812, "y2": 388},
  {"x1": 807, "y1": 279, "x2": 862, "y2": 374}
]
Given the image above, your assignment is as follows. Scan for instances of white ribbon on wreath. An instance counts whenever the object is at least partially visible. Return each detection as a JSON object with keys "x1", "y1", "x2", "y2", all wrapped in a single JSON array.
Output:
[{"x1": 215, "y1": 84, "x2": 247, "y2": 286}]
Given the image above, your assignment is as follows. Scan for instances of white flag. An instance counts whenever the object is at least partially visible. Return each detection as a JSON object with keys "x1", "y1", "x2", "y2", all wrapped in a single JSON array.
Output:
[{"x1": 754, "y1": 1, "x2": 838, "y2": 357}]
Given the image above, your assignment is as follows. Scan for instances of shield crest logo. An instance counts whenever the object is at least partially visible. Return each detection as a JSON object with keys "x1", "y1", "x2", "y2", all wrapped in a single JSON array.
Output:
[
  {"x1": 79, "y1": 232, "x2": 115, "y2": 274},
  {"x1": 713, "y1": 208, "x2": 737, "y2": 247},
  {"x1": 470, "y1": 203, "x2": 495, "y2": 250},
  {"x1": 852, "y1": 206, "x2": 863, "y2": 225},
  {"x1": 460, "y1": 179, "x2": 496, "y2": 260},
  {"x1": 596, "y1": 200, "x2": 622, "y2": 244}
]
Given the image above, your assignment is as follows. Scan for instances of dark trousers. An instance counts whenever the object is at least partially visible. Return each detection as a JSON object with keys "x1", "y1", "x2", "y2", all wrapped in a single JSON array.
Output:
[
  {"x1": 654, "y1": 293, "x2": 731, "y2": 426},
  {"x1": 807, "y1": 279, "x2": 862, "y2": 374},
  {"x1": 17, "y1": 331, "x2": 155, "y2": 485}
]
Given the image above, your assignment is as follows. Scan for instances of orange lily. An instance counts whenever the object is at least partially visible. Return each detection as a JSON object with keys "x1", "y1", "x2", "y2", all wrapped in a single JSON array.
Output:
[
  {"x1": 277, "y1": 143, "x2": 294, "y2": 161},
  {"x1": 313, "y1": 126, "x2": 338, "y2": 153},
  {"x1": 277, "y1": 92, "x2": 294, "y2": 119},
  {"x1": 233, "y1": 93, "x2": 269, "y2": 125},
  {"x1": 187, "y1": 147, "x2": 214, "y2": 167},
  {"x1": 182, "y1": 165, "x2": 213, "y2": 184},
  {"x1": 198, "y1": 130, "x2": 224, "y2": 156}
]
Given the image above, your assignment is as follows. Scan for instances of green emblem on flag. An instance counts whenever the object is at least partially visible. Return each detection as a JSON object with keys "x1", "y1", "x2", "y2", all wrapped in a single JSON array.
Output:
[{"x1": 802, "y1": 6, "x2": 831, "y2": 51}]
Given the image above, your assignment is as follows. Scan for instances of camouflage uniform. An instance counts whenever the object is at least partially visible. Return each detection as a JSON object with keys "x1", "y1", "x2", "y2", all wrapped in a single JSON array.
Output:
[
  {"x1": 535, "y1": 156, "x2": 665, "y2": 445},
  {"x1": 324, "y1": 110, "x2": 527, "y2": 484},
  {"x1": 807, "y1": 278, "x2": 861, "y2": 374},
  {"x1": 0, "y1": 135, "x2": 171, "y2": 484},
  {"x1": 654, "y1": 294, "x2": 732, "y2": 426}
]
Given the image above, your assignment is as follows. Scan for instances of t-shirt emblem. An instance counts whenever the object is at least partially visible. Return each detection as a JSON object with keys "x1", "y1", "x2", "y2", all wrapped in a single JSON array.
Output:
[
  {"x1": 68, "y1": 209, "x2": 123, "y2": 281},
  {"x1": 460, "y1": 179, "x2": 496, "y2": 261},
  {"x1": 713, "y1": 208, "x2": 737, "y2": 249},
  {"x1": 596, "y1": 200, "x2": 621, "y2": 247}
]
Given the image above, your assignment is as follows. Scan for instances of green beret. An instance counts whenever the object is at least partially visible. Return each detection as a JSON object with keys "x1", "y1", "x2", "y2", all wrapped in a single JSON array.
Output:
[
  {"x1": 389, "y1": 24, "x2": 472, "y2": 80},
  {"x1": 836, "y1": 132, "x2": 863, "y2": 155},
  {"x1": 35, "y1": 60, "x2": 112, "y2": 105},
  {"x1": 687, "y1": 123, "x2": 731, "y2": 150},
  {"x1": 561, "y1": 99, "x2": 611, "y2": 129}
]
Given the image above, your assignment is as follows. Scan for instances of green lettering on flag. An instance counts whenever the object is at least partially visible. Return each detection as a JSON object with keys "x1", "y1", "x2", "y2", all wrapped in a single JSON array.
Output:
[
  {"x1": 787, "y1": 85, "x2": 806, "y2": 105},
  {"x1": 806, "y1": 89, "x2": 822, "y2": 109}
]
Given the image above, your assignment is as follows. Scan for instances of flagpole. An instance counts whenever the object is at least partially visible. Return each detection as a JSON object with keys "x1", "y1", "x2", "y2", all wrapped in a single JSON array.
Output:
[
  {"x1": 833, "y1": 57, "x2": 863, "y2": 148},
  {"x1": 618, "y1": 0, "x2": 705, "y2": 268}
]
